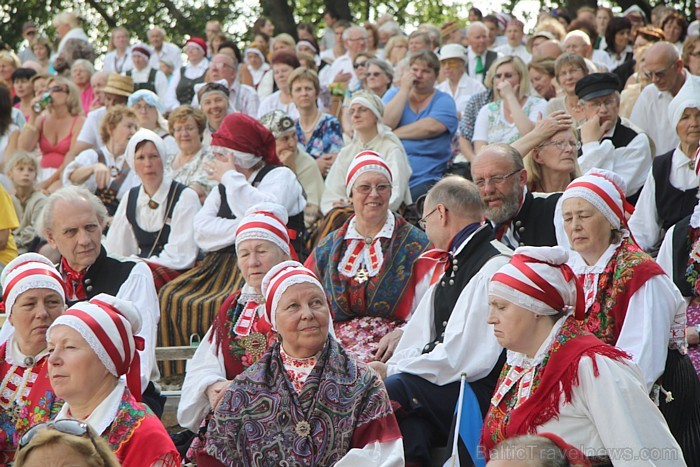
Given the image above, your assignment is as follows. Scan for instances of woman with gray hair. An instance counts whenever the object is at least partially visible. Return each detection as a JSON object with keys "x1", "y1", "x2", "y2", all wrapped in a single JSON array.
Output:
[
  {"x1": 319, "y1": 90, "x2": 412, "y2": 235},
  {"x1": 71, "y1": 59, "x2": 94, "y2": 115},
  {"x1": 365, "y1": 58, "x2": 394, "y2": 97}
]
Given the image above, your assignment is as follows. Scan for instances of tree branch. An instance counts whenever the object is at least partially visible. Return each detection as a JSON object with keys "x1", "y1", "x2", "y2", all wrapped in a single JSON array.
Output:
[{"x1": 84, "y1": 0, "x2": 118, "y2": 28}]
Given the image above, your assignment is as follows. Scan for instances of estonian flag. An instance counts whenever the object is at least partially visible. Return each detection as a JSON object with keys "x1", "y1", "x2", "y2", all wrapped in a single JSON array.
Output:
[{"x1": 444, "y1": 373, "x2": 486, "y2": 467}]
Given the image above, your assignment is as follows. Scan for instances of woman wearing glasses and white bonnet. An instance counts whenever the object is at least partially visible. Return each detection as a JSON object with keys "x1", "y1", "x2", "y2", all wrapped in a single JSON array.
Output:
[{"x1": 306, "y1": 151, "x2": 429, "y2": 363}]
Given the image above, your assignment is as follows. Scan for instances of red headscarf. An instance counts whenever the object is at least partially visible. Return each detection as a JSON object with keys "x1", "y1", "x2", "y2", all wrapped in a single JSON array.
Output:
[{"x1": 211, "y1": 113, "x2": 281, "y2": 165}]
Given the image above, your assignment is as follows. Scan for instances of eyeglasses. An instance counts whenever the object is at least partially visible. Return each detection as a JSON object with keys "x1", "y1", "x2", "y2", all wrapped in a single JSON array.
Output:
[
  {"x1": 353, "y1": 183, "x2": 391, "y2": 195},
  {"x1": 643, "y1": 63, "x2": 674, "y2": 81},
  {"x1": 539, "y1": 140, "x2": 581, "y2": 151},
  {"x1": 19, "y1": 419, "x2": 98, "y2": 451},
  {"x1": 581, "y1": 96, "x2": 617, "y2": 110},
  {"x1": 48, "y1": 85, "x2": 68, "y2": 93},
  {"x1": 210, "y1": 62, "x2": 234, "y2": 70},
  {"x1": 353, "y1": 61, "x2": 368, "y2": 69},
  {"x1": 347, "y1": 37, "x2": 368, "y2": 42},
  {"x1": 419, "y1": 206, "x2": 440, "y2": 229},
  {"x1": 494, "y1": 72, "x2": 515, "y2": 79},
  {"x1": 473, "y1": 169, "x2": 521, "y2": 189},
  {"x1": 366, "y1": 71, "x2": 384, "y2": 78},
  {"x1": 689, "y1": 51, "x2": 700, "y2": 59}
]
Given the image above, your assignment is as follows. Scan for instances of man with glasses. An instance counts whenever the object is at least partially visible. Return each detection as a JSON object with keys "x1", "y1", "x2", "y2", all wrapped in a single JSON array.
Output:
[
  {"x1": 191, "y1": 53, "x2": 259, "y2": 117},
  {"x1": 369, "y1": 176, "x2": 511, "y2": 466},
  {"x1": 324, "y1": 25, "x2": 368, "y2": 88},
  {"x1": 577, "y1": 72, "x2": 652, "y2": 204},
  {"x1": 471, "y1": 143, "x2": 561, "y2": 248},
  {"x1": 631, "y1": 42, "x2": 700, "y2": 156}
]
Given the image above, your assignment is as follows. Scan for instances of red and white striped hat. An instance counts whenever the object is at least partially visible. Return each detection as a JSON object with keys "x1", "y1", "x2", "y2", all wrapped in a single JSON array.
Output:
[
  {"x1": 261, "y1": 260, "x2": 324, "y2": 331},
  {"x1": 235, "y1": 203, "x2": 291, "y2": 256},
  {"x1": 694, "y1": 146, "x2": 700, "y2": 178},
  {"x1": 560, "y1": 169, "x2": 632, "y2": 230},
  {"x1": 48, "y1": 294, "x2": 145, "y2": 400},
  {"x1": 345, "y1": 150, "x2": 392, "y2": 197},
  {"x1": 1, "y1": 253, "x2": 66, "y2": 317},
  {"x1": 489, "y1": 246, "x2": 584, "y2": 320}
]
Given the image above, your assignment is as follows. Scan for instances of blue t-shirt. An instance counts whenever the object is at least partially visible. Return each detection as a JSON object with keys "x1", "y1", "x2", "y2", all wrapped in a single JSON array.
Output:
[{"x1": 382, "y1": 88, "x2": 458, "y2": 188}]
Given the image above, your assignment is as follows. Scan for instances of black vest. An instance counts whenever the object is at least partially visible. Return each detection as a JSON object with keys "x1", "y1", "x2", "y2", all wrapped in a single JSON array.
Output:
[
  {"x1": 127, "y1": 68, "x2": 158, "y2": 93},
  {"x1": 652, "y1": 149, "x2": 698, "y2": 231},
  {"x1": 510, "y1": 191, "x2": 561, "y2": 248},
  {"x1": 175, "y1": 66, "x2": 206, "y2": 105},
  {"x1": 65, "y1": 246, "x2": 138, "y2": 307},
  {"x1": 423, "y1": 225, "x2": 502, "y2": 354},
  {"x1": 125, "y1": 181, "x2": 187, "y2": 258},
  {"x1": 216, "y1": 165, "x2": 305, "y2": 252},
  {"x1": 671, "y1": 215, "x2": 693, "y2": 297}
]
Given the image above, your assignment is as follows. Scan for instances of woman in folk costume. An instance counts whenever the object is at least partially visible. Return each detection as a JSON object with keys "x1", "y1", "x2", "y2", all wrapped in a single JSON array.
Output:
[
  {"x1": 306, "y1": 151, "x2": 430, "y2": 362},
  {"x1": 46, "y1": 293, "x2": 179, "y2": 466},
  {"x1": 0, "y1": 254, "x2": 66, "y2": 464},
  {"x1": 177, "y1": 204, "x2": 292, "y2": 458},
  {"x1": 557, "y1": 169, "x2": 700, "y2": 463},
  {"x1": 481, "y1": 246, "x2": 684, "y2": 466},
  {"x1": 104, "y1": 128, "x2": 201, "y2": 291},
  {"x1": 158, "y1": 112, "x2": 306, "y2": 376},
  {"x1": 200, "y1": 261, "x2": 404, "y2": 466}
]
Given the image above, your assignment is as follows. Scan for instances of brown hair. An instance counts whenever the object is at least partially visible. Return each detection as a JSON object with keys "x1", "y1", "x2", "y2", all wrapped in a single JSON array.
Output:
[
  {"x1": 168, "y1": 105, "x2": 206, "y2": 137},
  {"x1": 99, "y1": 105, "x2": 138, "y2": 145}
]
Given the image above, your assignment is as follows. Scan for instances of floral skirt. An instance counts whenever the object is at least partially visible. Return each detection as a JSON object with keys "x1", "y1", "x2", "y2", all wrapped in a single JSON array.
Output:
[
  {"x1": 334, "y1": 316, "x2": 403, "y2": 363},
  {"x1": 688, "y1": 303, "x2": 700, "y2": 375}
]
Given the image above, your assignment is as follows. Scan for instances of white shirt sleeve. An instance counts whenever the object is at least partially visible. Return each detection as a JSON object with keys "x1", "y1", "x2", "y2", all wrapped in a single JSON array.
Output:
[
  {"x1": 193, "y1": 183, "x2": 241, "y2": 252},
  {"x1": 386, "y1": 254, "x2": 510, "y2": 385},
  {"x1": 656, "y1": 227, "x2": 675, "y2": 277},
  {"x1": 165, "y1": 67, "x2": 182, "y2": 112},
  {"x1": 335, "y1": 439, "x2": 404, "y2": 467},
  {"x1": 472, "y1": 105, "x2": 490, "y2": 143},
  {"x1": 615, "y1": 274, "x2": 683, "y2": 392},
  {"x1": 384, "y1": 145, "x2": 412, "y2": 211},
  {"x1": 154, "y1": 70, "x2": 170, "y2": 101},
  {"x1": 76, "y1": 110, "x2": 103, "y2": 146},
  {"x1": 63, "y1": 149, "x2": 99, "y2": 191},
  {"x1": 320, "y1": 154, "x2": 349, "y2": 215},
  {"x1": 539, "y1": 355, "x2": 684, "y2": 465},
  {"x1": 148, "y1": 187, "x2": 201, "y2": 270},
  {"x1": 104, "y1": 194, "x2": 139, "y2": 258},
  {"x1": 627, "y1": 170, "x2": 660, "y2": 252},
  {"x1": 116, "y1": 261, "x2": 161, "y2": 387},
  {"x1": 578, "y1": 132, "x2": 652, "y2": 196},
  {"x1": 177, "y1": 327, "x2": 228, "y2": 431}
]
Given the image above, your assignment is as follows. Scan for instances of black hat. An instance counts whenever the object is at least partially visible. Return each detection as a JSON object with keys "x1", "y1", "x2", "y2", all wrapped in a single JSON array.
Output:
[{"x1": 575, "y1": 73, "x2": 620, "y2": 101}]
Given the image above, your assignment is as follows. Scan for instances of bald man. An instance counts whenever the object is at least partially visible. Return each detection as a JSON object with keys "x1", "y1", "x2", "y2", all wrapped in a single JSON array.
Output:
[
  {"x1": 465, "y1": 22, "x2": 499, "y2": 83},
  {"x1": 630, "y1": 41, "x2": 700, "y2": 156}
]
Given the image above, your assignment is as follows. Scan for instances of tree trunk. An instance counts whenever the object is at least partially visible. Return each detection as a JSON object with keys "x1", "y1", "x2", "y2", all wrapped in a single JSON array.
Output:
[
  {"x1": 262, "y1": 0, "x2": 297, "y2": 38},
  {"x1": 565, "y1": 0, "x2": 597, "y2": 16},
  {"x1": 325, "y1": 0, "x2": 353, "y2": 21}
]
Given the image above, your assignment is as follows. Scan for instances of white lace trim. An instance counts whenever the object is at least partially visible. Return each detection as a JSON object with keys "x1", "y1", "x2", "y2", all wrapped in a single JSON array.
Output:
[
  {"x1": 4, "y1": 279, "x2": 65, "y2": 318},
  {"x1": 269, "y1": 275, "x2": 325, "y2": 329},
  {"x1": 235, "y1": 230, "x2": 290, "y2": 256},
  {"x1": 50, "y1": 316, "x2": 119, "y2": 377}
]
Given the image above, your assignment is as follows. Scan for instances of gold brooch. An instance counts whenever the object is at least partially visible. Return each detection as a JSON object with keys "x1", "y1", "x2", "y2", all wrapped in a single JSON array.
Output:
[
  {"x1": 295, "y1": 420, "x2": 311, "y2": 437},
  {"x1": 240, "y1": 332, "x2": 267, "y2": 358}
]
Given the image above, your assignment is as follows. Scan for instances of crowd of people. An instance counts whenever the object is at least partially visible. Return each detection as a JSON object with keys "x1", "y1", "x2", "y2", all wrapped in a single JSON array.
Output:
[{"x1": 0, "y1": 3, "x2": 700, "y2": 466}]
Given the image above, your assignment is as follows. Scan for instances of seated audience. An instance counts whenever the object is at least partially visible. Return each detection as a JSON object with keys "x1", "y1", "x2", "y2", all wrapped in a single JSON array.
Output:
[
  {"x1": 524, "y1": 125, "x2": 581, "y2": 193},
  {"x1": 165, "y1": 37, "x2": 208, "y2": 111},
  {"x1": 241, "y1": 47, "x2": 273, "y2": 99},
  {"x1": 494, "y1": 19, "x2": 532, "y2": 63},
  {"x1": 63, "y1": 105, "x2": 140, "y2": 215},
  {"x1": 464, "y1": 22, "x2": 498, "y2": 83},
  {"x1": 473, "y1": 56, "x2": 546, "y2": 152},
  {"x1": 629, "y1": 80, "x2": 700, "y2": 251},
  {"x1": 197, "y1": 82, "x2": 231, "y2": 146},
  {"x1": 603, "y1": 17, "x2": 633, "y2": 69},
  {"x1": 384, "y1": 50, "x2": 458, "y2": 200},
  {"x1": 178, "y1": 206, "x2": 292, "y2": 457},
  {"x1": 0, "y1": 184, "x2": 19, "y2": 271},
  {"x1": 365, "y1": 58, "x2": 394, "y2": 97},
  {"x1": 6, "y1": 151, "x2": 46, "y2": 253},
  {"x1": 165, "y1": 105, "x2": 213, "y2": 202},
  {"x1": 259, "y1": 110, "x2": 324, "y2": 227},
  {"x1": 480, "y1": 246, "x2": 684, "y2": 463},
  {"x1": 158, "y1": 113, "x2": 306, "y2": 375},
  {"x1": 547, "y1": 53, "x2": 589, "y2": 125},
  {"x1": 14, "y1": 420, "x2": 120, "y2": 467},
  {"x1": 0, "y1": 254, "x2": 66, "y2": 464},
  {"x1": 257, "y1": 51, "x2": 301, "y2": 119},
  {"x1": 18, "y1": 76, "x2": 85, "y2": 192},
  {"x1": 126, "y1": 44, "x2": 169, "y2": 100},
  {"x1": 289, "y1": 67, "x2": 343, "y2": 176},
  {"x1": 47, "y1": 294, "x2": 180, "y2": 466},
  {"x1": 70, "y1": 59, "x2": 94, "y2": 115},
  {"x1": 558, "y1": 171, "x2": 700, "y2": 463},
  {"x1": 12, "y1": 68, "x2": 36, "y2": 122},
  {"x1": 102, "y1": 27, "x2": 133, "y2": 74},
  {"x1": 105, "y1": 129, "x2": 201, "y2": 274},
  {"x1": 575, "y1": 72, "x2": 652, "y2": 204},
  {"x1": 200, "y1": 261, "x2": 403, "y2": 466},
  {"x1": 307, "y1": 152, "x2": 429, "y2": 362},
  {"x1": 368, "y1": 176, "x2": 510, "y2": 465},
  {"x1": 683, "y1": 36, "x2": 700, "y2": 76}
]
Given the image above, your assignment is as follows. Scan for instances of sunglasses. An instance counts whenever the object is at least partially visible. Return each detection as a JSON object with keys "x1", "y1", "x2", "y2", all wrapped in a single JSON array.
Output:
[
  {"x1": 353, "y1": 61, "x2": 368, "y2": 69},
  {"x1": 366, "y1": 71, "x2": 384, "y2": 78},
  {"x1": 48, "y1": 85, "x2": 68, "y2": 93},
  {"x1": 19, "y1": 419, "x2": 98, "y2": 451}
]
